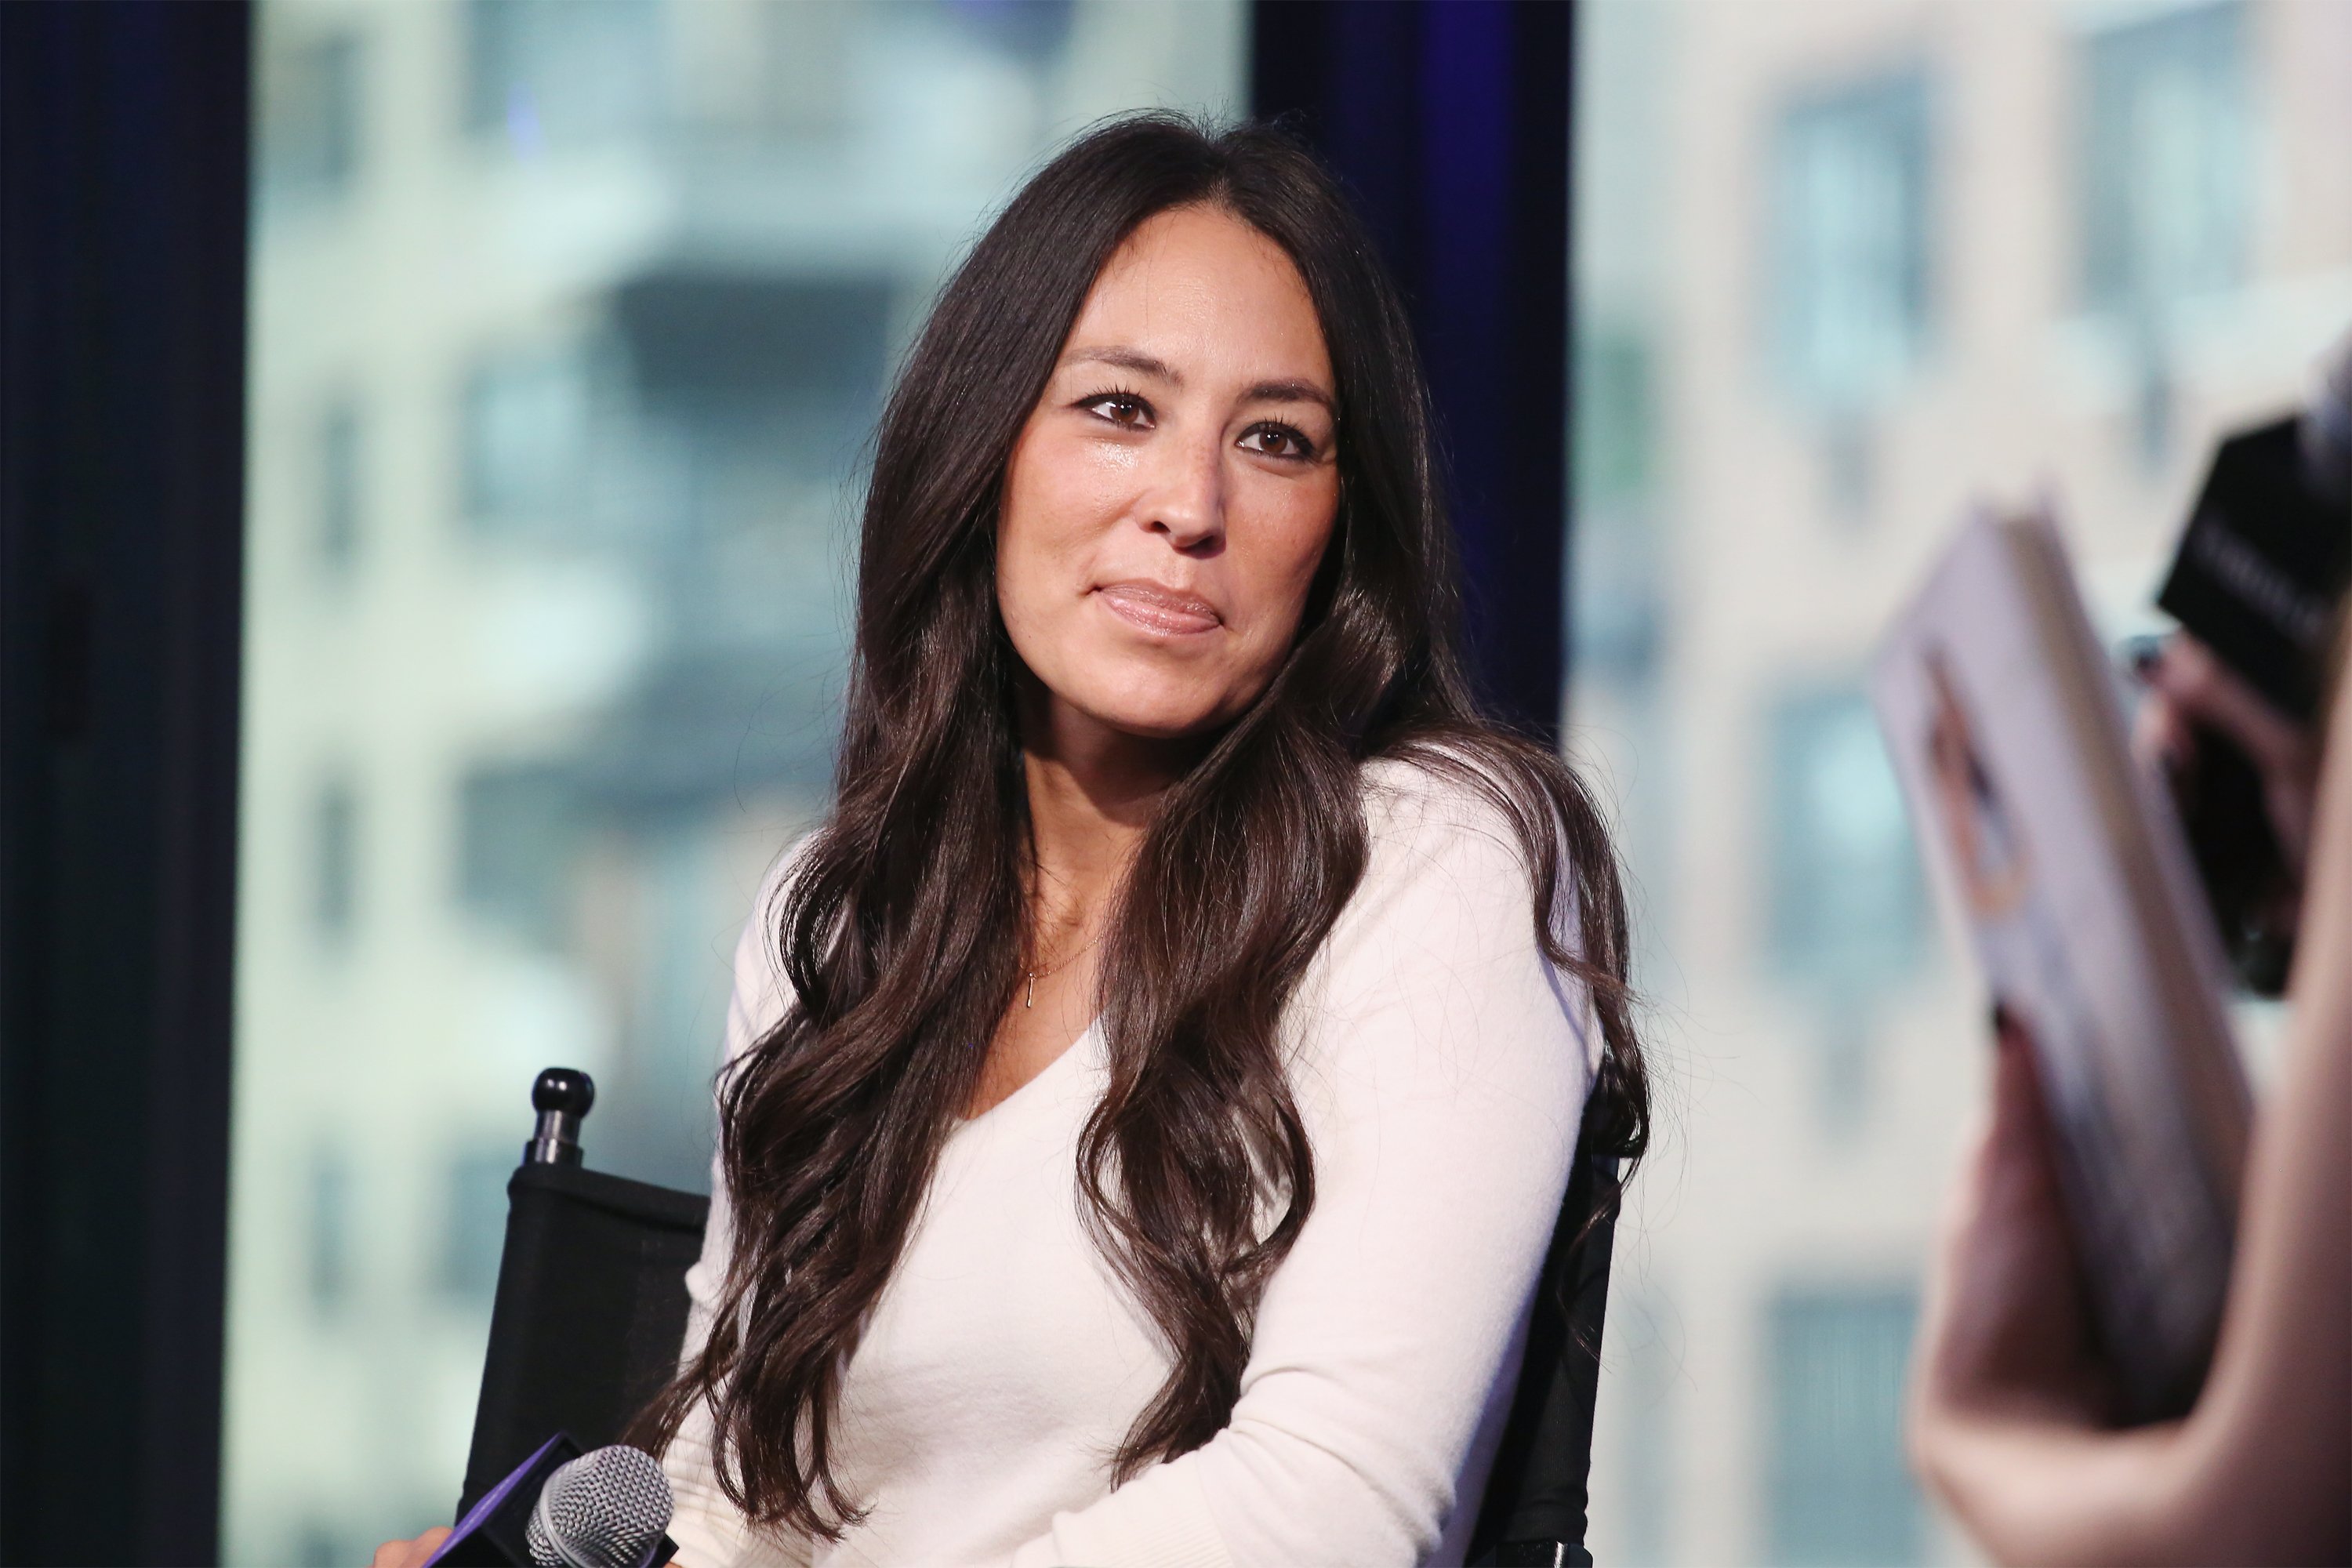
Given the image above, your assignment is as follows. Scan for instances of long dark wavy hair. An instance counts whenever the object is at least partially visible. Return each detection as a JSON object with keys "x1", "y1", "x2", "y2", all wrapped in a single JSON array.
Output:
[{"x1": 629, "y1": 112, "x2": 1650, "y2": 1541}]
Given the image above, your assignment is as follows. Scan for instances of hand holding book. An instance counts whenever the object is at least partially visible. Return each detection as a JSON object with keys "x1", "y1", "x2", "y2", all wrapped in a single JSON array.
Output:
[
  {"x1": 1874, "y1": 508, "x2": 2250, "y2": 1421},
  {"x1": 1905, "y1": 637, "x2": 2352, "y2": 1568},
  {"x1": 2134, "y1": 633, "x2": 2324, "y2": 993},
  {"x1": 1910, "y1": 1009, "x2": 2116, "y2": 1439}
]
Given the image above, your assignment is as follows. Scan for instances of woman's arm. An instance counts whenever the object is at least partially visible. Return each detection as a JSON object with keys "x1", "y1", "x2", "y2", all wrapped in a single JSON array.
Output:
[
  {"x1": 1003, "y1": 775, "x2": 1598, "y2": 1568},
  {"x1": 661, "y1": 866, "x2": 812, "y2": 1568},
  {"x1": 1908, "y1": 653, "x2": 2352, "y2": 1566}
]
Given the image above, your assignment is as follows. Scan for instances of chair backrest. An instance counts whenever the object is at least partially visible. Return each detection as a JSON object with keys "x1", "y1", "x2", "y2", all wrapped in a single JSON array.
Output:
[
  {"x1": 1465, "y1": 1127, "x2": 1624, "y2": 1568},
  {"x1": 459, "y1": 1071, "x2": 1621, "y2": 1559},
  {"x1": 456, "y1": 1157, "x2": 710, "y2": 1518}
]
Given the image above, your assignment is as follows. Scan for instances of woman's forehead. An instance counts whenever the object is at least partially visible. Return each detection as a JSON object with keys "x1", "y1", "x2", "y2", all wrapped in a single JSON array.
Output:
[{"x1": 1063, "y1": 207, "x2": 1333, "y2": 389}]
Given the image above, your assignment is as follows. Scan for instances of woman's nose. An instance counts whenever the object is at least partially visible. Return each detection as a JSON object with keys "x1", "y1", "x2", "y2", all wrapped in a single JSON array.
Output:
[{"x1": 1141, "y1": 430, "x2": 1225, "y2": 553}]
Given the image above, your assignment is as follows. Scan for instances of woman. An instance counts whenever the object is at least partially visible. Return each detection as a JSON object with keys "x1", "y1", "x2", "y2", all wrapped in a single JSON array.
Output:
[
  {"x1": 1906, "y1": 633, "x2": 2350, "y2": 1564},
  {"x1": 376, "y1": 112, "x2": 1646, "y2": 1568}
]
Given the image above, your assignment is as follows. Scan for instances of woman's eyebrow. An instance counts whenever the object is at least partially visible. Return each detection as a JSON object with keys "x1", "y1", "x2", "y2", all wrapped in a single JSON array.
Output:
[
  {"x1": 1062, "y1": 345, "x2": 1178, "y2": 382},
  {"x1": 1242, "y1": 378, "x2": 1336, "y2": 416}
]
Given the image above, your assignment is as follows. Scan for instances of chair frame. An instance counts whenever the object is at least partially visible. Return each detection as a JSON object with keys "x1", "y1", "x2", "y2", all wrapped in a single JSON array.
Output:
[{"x1": 462, "y1": 1075, "x2": 1621, "y2": 1563}]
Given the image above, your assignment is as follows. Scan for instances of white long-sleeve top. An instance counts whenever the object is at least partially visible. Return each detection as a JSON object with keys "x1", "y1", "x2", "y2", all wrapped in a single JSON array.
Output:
[{"x1": 662, "y1": 756, "x2": 1599, "y2": 1568}]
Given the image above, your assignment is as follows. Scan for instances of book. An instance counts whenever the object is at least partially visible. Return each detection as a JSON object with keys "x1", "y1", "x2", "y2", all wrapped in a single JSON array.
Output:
[{"x1": 1872, "y1": 506, "x2": 2252, "y2": 1421}]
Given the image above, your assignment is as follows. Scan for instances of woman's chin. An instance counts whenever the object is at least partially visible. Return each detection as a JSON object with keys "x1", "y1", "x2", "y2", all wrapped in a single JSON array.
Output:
[
  {"x1": 1064, "y1": 685, "x2": 1245, "y2": 746},
  {"x1": 1098, "y1": 706, "x2": 1229, "y2": 745}
]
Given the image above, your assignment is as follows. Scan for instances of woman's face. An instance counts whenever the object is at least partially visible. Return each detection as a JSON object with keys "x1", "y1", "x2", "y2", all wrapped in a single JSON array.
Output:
[{"x1": 997, "y1": 203, "x2": 1341, "y2": 745}]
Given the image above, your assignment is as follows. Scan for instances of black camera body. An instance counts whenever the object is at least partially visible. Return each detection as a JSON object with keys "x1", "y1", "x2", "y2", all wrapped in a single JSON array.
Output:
[{"x1": 2157, "y1": 409, "x2": 2351, "y2": 993}]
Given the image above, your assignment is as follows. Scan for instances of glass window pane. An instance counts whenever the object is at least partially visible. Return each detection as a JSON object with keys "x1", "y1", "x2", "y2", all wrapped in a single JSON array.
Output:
[
  {"x1": 1762, "y1": 684, "x2": 1923, "y2": 999},
  {"x1": 1765, "y1": 1289, "x2": 1922, "y2": 1566},
  {"x1": 258, "y1": 26, "x2": 364, "y2": 206},
  {"x1": 317, "y1": 397, "x2": 364, "y2": 572},
  {"x1": 1772, "y1": 71, "x2": 1933, "y2": 412},
  {"x1": 227, "y1": 2, "x2": 1244, "y2": 1559},
  {"x1": 2080, "y1": 2, "x2": 2253, "y2": 320},
  {"x1": 1574, "y1": 2, "x2": 2351, "y2": 1563}
]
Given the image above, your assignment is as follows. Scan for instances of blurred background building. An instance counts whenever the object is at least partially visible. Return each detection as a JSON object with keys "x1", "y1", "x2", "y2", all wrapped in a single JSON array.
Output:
[
  {"x1": 231, "y1": 2, "x2": 1242, "y2": 1558},
  {"x1": 1571, "y1": 2, "x2": 2351, "y2": 1564},
  {"x1": 220, "y1": 0, "x2": 2352, "y2": 1563}
]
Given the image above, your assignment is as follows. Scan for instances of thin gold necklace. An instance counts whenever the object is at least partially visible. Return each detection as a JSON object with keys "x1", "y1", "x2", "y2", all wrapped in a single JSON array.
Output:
[{"x1": 1024, "y1": 927, "x2": 1104, "y2": 1008}]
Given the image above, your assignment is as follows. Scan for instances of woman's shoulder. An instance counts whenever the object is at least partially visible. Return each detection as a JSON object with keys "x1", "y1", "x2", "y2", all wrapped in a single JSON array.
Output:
[
  {"x1": 1294, "y1": 743, "x2": 1599, "y2": 1094},
  {"x1": 752, "y1": 826, "x2": 825, "y2": 920},
  {"x1": 1340, "y1": 742, "x2": 1567, "y2": 949},
  {"x1": 721, "y1": 829, "x2": 825, "y2": 1067},
  {"x1": 1356, "y1": 742, "x2": 1544, "y2": 877}
]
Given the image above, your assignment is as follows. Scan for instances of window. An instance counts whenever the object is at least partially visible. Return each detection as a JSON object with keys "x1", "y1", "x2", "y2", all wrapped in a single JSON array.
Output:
[
  {"x1": 943, "y1": 0, "x2": 1079, "y2": 63},
  {"x1": 1572, "y1": 325, "x2": 1664, "y2": 686},
  {"x1": 318, "y1": 400, "x2": 361, "y2": 573},
  {"x1": 2079, "y1": 2, "x2": 2252, "y2": 321},
  {"x1": 1770, "y1": 71, "x2": 1933, "y2": 415},
  {"x1": 305, "y1": 1149, "x2": 353, "y2": 1314},
  {"x1": 2078, "y1": 1, "x2": 2253, "y2": 462},
  {"x1": 1766, "y1": 1287, "x2": 1923, "y2": 1567},
  {"x1": 1765, "y1": 684, "x2": 1922, "y2": 1131},
  {"x1": 460, "y1": 350, "x2": 590, "y2": 535},
  {"x1": 1614, "y1": 1289, "x2": 1679, "y2": 1566},
  {"x1": 232, "y1": 0, "x2": 1247, "y2": 1555},
  {"x1": 1764, "y1": 685, "x2": 1923, "y2": 996},
  {"x1": 462, "y1": 0, "x2": 662, "y2": 151},
  {"x1": 1574, "y1": 3, "x2": 2349, "y2": 1563},
  {"x1": 435, "y1": 1143, "x2": 517, "y2": 1303},
  {"x1": 312, "y1": 776, "x2": 358, "y2": 941},
  {"x1": 456, "y1": 764, "x2": 576, "y2": 948},
  {"x1": 258, "y1": 31, "x2": 361, "y2": 204}
]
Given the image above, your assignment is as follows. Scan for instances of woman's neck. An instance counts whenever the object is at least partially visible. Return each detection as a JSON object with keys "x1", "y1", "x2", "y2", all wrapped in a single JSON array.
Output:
[{"x1": 1018, "y1": 688, "x2": 1200, "y2": 939}]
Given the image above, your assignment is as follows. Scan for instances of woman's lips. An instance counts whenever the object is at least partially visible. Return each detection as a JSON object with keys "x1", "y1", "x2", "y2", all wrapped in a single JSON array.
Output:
[{"x1": 1093, "y1": 581, "x2": 1222, "y2": 636}]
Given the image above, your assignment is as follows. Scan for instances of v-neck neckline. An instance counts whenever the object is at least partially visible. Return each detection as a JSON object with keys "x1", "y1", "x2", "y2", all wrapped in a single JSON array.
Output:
[{"x1": 953, "y1": 1017, "x2": 1100, "y2": 1132}]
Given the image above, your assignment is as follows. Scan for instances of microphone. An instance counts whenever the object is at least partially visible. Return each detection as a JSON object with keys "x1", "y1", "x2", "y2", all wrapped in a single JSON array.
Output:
[
  {"x1": 431, "y1": 1433, "x2": 677, "y2": 1568},
  {"x1": 524, "y1": 1445, "x2": 676, "y2": 1568}
]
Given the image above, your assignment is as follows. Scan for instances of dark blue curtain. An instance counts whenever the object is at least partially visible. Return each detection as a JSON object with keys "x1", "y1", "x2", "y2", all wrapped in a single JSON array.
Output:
[
  {"x1": 1254, "y1": 0, "x2": 1574, "y2": 742},
  {"x1": 0, "y1": 5, "x2": 250, "y2": 1563}
]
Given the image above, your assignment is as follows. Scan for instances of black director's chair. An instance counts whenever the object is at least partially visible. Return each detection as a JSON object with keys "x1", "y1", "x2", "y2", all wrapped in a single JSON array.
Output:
[
  {"x1": 459, "y1": 1069, "x2": 1623, "y2": 1568},
  {"x1": 456, "y1": 1070, "x2": 710, "y2": 1515}
]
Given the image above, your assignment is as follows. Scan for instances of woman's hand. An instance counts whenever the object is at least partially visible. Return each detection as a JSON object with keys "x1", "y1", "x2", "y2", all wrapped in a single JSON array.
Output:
[
  {"x1": 365, "y1": 1527, "x2": 450, "y2": 1568},
  {"x1": 1908, "y1": 1010, "x2": 2114, "y2": 1456},
  {"x1": 2133, "y1": 633, "x2": 2321, "y2": 883},
  {"x1": 1904, "y1": 1013, "x2": 2199, "y2": 1565}
]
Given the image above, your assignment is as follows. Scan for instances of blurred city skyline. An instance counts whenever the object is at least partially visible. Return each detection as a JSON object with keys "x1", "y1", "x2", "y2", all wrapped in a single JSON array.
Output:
[
  {"x1": 1573, "y1": 2, "x2": 2349, "y2": 1563},
  {"x1": 232, "y1": 3, "x2": 1243, "y2": 1559}
]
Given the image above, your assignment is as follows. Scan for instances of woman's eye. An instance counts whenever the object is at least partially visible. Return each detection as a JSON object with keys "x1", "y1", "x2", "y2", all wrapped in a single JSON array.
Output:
[
  {"x1": 1083, "y1": 394, "x2": 1151, "y2": 428},
  {"x1": 1240, "y1": 423, "x2": 1315, "y2": 460}
]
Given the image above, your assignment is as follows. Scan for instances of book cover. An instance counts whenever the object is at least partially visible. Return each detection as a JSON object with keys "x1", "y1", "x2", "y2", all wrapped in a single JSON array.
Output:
[{"x1": 1872, "y1": 506, "x2": 2252, "y2": 1421}]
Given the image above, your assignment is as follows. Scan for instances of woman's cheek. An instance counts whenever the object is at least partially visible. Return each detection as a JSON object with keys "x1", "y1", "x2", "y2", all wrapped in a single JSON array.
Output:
[
  {"x1": 1254, "y1": 492, "x2": 1339, "y2": 614},
  {"x1": 1038, "y1": 474, "x2": 1128, "y2": 568}
]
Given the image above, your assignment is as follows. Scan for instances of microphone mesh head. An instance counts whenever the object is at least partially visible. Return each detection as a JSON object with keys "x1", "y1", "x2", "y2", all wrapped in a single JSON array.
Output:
[{"x1": 524, "y1": 1445, "x2": 674, "y2": 1568}]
